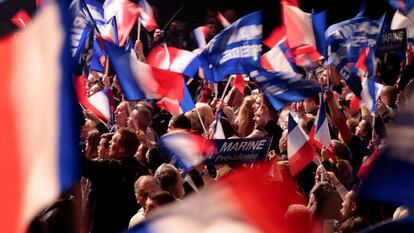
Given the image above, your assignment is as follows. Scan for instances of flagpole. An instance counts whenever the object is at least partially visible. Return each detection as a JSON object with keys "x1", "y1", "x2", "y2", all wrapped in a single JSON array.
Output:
[
  {"x1": 105, "y1": 56, "x2": 110, "y2": 76},
  {"x1": 137, "y1": 19, "x2": 142, "y2": 41},
  {"x1": 161, "y1": 5, "x2": 184, "y2": 31},
  {"x1": 219, "y1": 75, "x2": 234, "y2": 102},
  {"x1": 371, "y1": 113, "x2": 376, "y2": 141},
  {"x1": 80, "y1": 0, "x2": 102, "y2": 35},
  {"x1": 196, "y1": 108, "x2": 208, "y2": 136}
]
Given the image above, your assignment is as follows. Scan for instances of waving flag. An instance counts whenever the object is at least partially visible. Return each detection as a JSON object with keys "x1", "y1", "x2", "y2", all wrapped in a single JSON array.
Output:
[
  {"x1": 103, "y1": 0, "x2": 140, "y2": 45},
  {"x1": 212, "y1": 111, "x2": 226, "y2": 139},
  {"x1": 70, "y1": 0, "x2": 94, "y2": 66},
  {"x1": 359, "y1": 110, "x2": 414, "y2": 210},
  {"x1": 159, "y1": 130, "x2": 215, "y2": 171},
  {"x1": 192, "y1": 25, "x2": 210, "y2": 48},
  {"x1": 252, "y1": 69, "x2": 322, "y2": 111},
  {"x1": 138, "y1": 0, "x2": 158, "y2": 31},
  {"x1": 156, "y1": 84, "x2": 195, "y2": 115},
  {"x1": 147, "y1": 45, "x2": 201, "y2": 77},
  {"x1": 0, "y1": 1, "x2": 79, "y2": 232},
  {"x1": 104, "y1": 41, "x2": 184, "y2": 101},
  {"x1": 100, "y1": 16, "x2": 119, "y2": 44},
  {"x1": 261, "y1": 38, "x2": 296, "y2": 75},
  {"x1": 312, "y1": 95, "x2": 332, "y2": 151},
  {"x1": 326, "y1": 15, "x2": 383, "y2": 98},
  {"x1": 353, "y1": 77, "x2": 384, "y2": 112},
  {"x1": 126, "y1": 162, "x2": 310, "y2": 233},
  {"x1": 288, "y1": 114, "x2": 315, "y2": 176},
  {"x1": 80, "y1": 0, "x2": 106, "y2": 30},
  {"x1": 282, "y1": 3, "x2": 323, "y2": 66},
  {"x1": 233, "y1": 74, "x2": 245, "y2": 95},
  {"x1": 199, "y1": 11, "x2": 262, "y2": 82}
]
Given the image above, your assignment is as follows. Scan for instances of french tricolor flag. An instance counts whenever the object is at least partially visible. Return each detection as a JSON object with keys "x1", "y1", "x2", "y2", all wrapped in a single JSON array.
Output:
[
  {"x1": 261, "y1": 37, "x2": 296, "y2": 75},
  {"x1": 351, "y1": 77, "x2": 384, "y2": 112},
  {"x1": 159, "y1": 130, "x2": 215, "y2": 171},
  {"x1": 287, "y1": 113, "x2": 315, "y2": 176},
  {"x1": 74, "y1": 75, "x2": 113, "y2": 124},
  {"x1": 126, "y1": 162, "x2": 312, "y2": 233},
  {"x1": 138, "y1": 0, "x2": 159, "y2": 31},
  {"x1": 156, "y1": 84, "x2": 195, "y2": 115},
  {"x1": 193, "y1": 25, "x2": 210, "y2": 48},
  {"x1": 310, "y1": 95, "x2": 334, "y2": 159},
  {"x1": 0, "y1": 2, "x2": 79, "y2": 232},
  {"x1": 147, "y1": 45, "x2": 201, "y2": 77},
  {"x1": 282, "y1": 3, "x2": 323, "y2": 66},
  {"x1": 100, "y1": 16, "x2": 119, "y2": 45},
  {"x1": 103, "y1": 0, "x2": 140, "y2": 46},
  {"x1": 104, "y1": 41, "x2": 185, "y2": 101}
]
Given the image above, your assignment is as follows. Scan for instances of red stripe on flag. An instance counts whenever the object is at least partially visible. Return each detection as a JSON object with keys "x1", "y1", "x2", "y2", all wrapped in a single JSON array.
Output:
[
  {"x1": 233, "y1": 74, "x2": 245, "y2": 96},
  {"x1": 289, "y1": 141, "x2": 315, "y2": 176},
  {"x1": 11, "y1": 10, "x2": 31, "y2": 29},
  {"x1": 0, "y1": 36, "x2": 23, "y2": 233}
]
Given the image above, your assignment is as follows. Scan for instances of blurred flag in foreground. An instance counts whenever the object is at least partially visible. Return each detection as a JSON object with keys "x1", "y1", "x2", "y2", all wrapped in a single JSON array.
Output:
[
  {"x1": 125, "y1": 162, "x2": 312, "y2": 233},
  {"x1": 0, "y1": 1, "x2": 79, "y2": 232}
]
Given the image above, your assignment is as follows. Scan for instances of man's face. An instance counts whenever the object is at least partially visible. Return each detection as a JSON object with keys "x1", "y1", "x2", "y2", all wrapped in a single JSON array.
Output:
[
  {"x1": 109, "y1": 133, "x2": 121, "y2": 158},
  {"x1": 98, "y1": 137, "x2": 110, "y2": 159},
  {"x1": 127, "y1": 110, "x2": 138, "y2": 130},
  {"x1": 144, "y1": 198, "x2": 158, "y2": 217},
  {"x1": 135, "y1": 180, "x2": 160, "y2": 207}
]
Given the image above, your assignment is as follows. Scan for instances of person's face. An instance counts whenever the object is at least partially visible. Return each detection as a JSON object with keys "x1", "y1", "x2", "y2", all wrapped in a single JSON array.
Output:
[
  {"x1": 355, "y1": 120, "x2": 367, "y2": 138},
  {"x1": 341, "y1": 191, "x2": 354, "y2": 218},
  {"x1": 81, "y1": 120, "x2": 94, "y2": 140},
  {"x1": 304, "y1": 98, "x2": 318, "y2": 113},
  {"x1": 109, "y1": 133, "x2": 121, "y2": 158},
  {"x1": 98, "y1": 137, "x2": 110, "y2": 159},
  {"x1": 127, "y1": 110, "x2": 138, "y2": 130},
  {"x1": 115, "y1": 103, "x2": 128, "y2": 127},
  {"x1": 167, "y1": 119, "x2": 175, "y2": 133},
  {"x1": 135, "y1": 181, "x2": 160, "y2": 207},
  {"x1": 144, "y1": 198, "x2": 158, "y2": 217}
]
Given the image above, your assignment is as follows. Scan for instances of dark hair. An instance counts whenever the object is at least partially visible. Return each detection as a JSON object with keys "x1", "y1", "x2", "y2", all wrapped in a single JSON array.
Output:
[
  {"x1": 171, "y1": 114, "x2": 192, "y2": 130},
  {"x1": 332, "y1": 140, "x2": 352, "y2": 161},
  {"x1": 118, "y1": 128, "x2": 140, "y2": 155},
  {"x1": 148, "y1": 191, "x2": 175, "y2": 206},
  {"x1": 310, "y1": 182, "x2": 342, "y2": 221},
  {"x1": 101, "y1": 133, "x2": 114, "y2": 149}
]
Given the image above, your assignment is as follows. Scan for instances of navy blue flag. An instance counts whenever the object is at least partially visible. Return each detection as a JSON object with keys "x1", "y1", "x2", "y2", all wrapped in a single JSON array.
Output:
[
  {"x1": 359, "y1": 110, "x2": 414, "y2": 210},
  {"x1": 199, "y1": 11, "x2": 262, "y2": 82},
  {"x1": 251, "y1": 69, "x2": 322, "y2": 111},
  {"x1": 326, "y1": 14, "x2": 383, "y2": 98}
]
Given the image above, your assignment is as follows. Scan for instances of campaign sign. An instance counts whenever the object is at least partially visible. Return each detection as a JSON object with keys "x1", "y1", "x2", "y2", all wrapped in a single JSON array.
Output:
[
  {"x1": 204, "y1": 137, "x2": 272, "y2": 165},
  {"x1": 379, "y1": 29, "x2": 407, "y2": 53}
]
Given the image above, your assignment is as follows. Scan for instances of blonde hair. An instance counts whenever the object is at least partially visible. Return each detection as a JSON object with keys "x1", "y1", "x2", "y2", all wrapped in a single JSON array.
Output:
[
  {"x1": 185, "y1": 110, "x2": 204, "y2": 135},
  {"x1": 195, "y1": 103, "x2": 215, "y2": 128},
  {"x1": 234, "y1": 95, "x2": 257, "y2": 137}
]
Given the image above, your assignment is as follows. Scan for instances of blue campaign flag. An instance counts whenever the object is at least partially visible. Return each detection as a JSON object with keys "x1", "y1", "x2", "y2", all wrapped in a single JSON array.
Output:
[
  {"x1": 199, "y1": 11, "x2": 262, "y2": 82},
  {"x1": 360, "y1": 216, "x2": 414, "y2": 233},
  {"x1": 251, "y1": 69, "x2": 322, "y2": 111},
  {"x1": 358, "y1": 111, "x2": 414, "y2": 210},
  {"x1": 326, "y1": 14, "x2": 384, "y2": 98}
]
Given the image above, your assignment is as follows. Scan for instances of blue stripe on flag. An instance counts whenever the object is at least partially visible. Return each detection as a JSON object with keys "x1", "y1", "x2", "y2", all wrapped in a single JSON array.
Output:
[{"x1": 58, "y1": 0, "x2": 81, "y2": 191}]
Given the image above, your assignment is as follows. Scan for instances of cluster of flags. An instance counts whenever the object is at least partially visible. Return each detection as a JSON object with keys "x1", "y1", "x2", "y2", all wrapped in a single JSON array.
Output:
[{"x1": 7, "y1": 0, "x2": 414, "y2": 231}]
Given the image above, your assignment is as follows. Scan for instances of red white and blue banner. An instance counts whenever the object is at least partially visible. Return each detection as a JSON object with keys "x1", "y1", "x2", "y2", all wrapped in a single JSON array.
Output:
[{"x1": 0, "y1": 1, "x2": 79, "y2": 232}]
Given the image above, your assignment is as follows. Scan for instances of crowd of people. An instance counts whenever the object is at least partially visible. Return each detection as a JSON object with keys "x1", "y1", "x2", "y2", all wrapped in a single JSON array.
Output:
[{"x1": 27, "y1": 5, "x2": 414, "y2": 233}]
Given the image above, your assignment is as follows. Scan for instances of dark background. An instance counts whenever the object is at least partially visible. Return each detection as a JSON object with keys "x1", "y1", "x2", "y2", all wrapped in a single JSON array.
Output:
[{"x1": 0, "y1": 0, "x2": 393, "y2": 39}]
